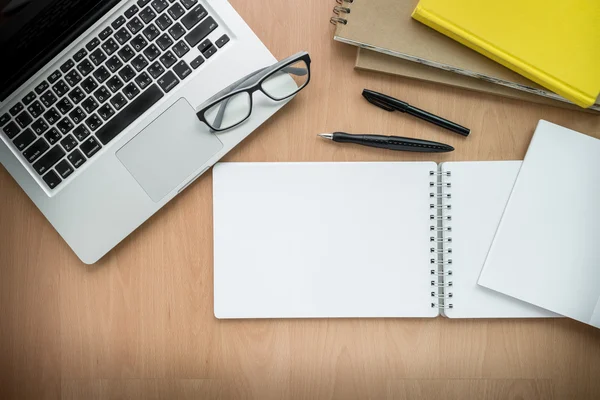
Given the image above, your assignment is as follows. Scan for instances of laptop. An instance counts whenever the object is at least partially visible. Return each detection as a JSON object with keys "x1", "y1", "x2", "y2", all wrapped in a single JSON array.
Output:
[{"x1": 0, "y1": 0, "x2": 291, "y2": 264}]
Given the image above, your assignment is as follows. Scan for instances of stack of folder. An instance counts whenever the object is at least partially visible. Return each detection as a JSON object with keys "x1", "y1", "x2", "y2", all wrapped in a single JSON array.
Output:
[{"x1": 330, "y1": 0, "x2": 600, "y2": 112}]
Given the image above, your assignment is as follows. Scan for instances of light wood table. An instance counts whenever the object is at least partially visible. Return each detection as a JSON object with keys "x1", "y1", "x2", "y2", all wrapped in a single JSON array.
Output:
[{"x1": 1, "y1": 1, "x2": 600, "y2": 399}]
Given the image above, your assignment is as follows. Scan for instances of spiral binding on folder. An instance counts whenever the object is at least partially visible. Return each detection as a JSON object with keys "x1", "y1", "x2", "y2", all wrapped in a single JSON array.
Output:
[
  {"x1": 330, "y1": 0, "x2": 353, "y2": 25},
  {"x1": 429, "y1": 169, "x2": 453, "y2": 310}
]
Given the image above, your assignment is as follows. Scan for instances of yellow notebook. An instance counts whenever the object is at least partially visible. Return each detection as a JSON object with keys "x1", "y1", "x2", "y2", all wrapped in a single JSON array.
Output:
[{"x1": 412, "y1": 0, "x2": 600, "y2": 108}]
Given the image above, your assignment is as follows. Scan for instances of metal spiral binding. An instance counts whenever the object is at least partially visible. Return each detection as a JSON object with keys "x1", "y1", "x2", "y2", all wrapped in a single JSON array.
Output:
[
  {"x1": 330, "y1": 0, "x2": 353, "y2": 25},
  {"x1": 429, "y1": 169, "x2": 453, "y2": 310}
]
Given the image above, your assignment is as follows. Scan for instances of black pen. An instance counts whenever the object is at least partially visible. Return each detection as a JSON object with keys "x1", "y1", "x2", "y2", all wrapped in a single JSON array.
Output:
[
  {"x1": 317, "y1": 132, "x2": 454, "y2": 153},
  {"x1": 362, "y1": 89, "x2": 470, "y2": 137}
]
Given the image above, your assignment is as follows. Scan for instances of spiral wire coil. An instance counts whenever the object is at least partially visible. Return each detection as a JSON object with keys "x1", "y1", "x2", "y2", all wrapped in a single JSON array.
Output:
[{"x1": 330, "y1": 0, "x2": 353, "y2": 25}]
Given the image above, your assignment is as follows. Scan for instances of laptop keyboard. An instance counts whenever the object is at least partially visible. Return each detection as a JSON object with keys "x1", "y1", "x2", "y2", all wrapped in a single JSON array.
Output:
[{"x1": 1, "y1": 0, "x2": 230, "y2": 191}]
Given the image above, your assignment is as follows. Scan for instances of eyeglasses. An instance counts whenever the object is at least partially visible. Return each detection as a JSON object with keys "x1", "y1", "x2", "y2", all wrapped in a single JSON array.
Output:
[{"x1": 195, "y1": 51, "x2": 311, "y2": 132}]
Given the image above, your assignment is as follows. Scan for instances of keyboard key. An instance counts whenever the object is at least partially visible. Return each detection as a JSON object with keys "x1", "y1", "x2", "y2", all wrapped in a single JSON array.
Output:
[
  {"x1": 102, "y1": 38, "x2": 119, "y2": 56},
  {"x1": 60, "y1": 134, "x2": 78, "y2": 152},
  {"x1": 197, "y1": 38, "x2": 211, "y2": 53},
  {"x1": 94, "y1": 86, "x2": 112, "y2": 103},
  {"x1": 52, "y1": 80, "x2": 70, "y2": 97},
  {"x1": 86, "y1": 37, "x2": 101, "y2": 51},
  {"x1": 82, "y1": 97, "x2": 99, "y2": 113},
  {"x1": 98, "y1": 104, "x2": 115, "y2": 120},
  {"x1": 73, "y1": 125, "x2": 91, "y2": 141},
  {"x1": 135, "y1": 72, "x2": 152, "y2": 89},
  {"x1": 106, "y1": 55, "x2": 124, "y2": 73},
  {"x1": 114, "y1": 28, "x2": 132, "y2": 45},
  {"x1": 68, "y1": 149, "x2": 86, "y2": 168},
  {"x1": 40, "y1": 91, "x2": 58, "y2": 107},
  {"x1": 159, "y1": 51, "x2": 177, "y2": 68},
  {"x1": 42, "y1": 170, "x2": 62, "y2": 189},
  {"x1": 181, "y1": 0, "x2": 197, "y2": 9},
  {"x1": 110, "y1": 93, "x2": 128, "y2": 111},
  {"x1": 147, "y1": 61, "x2": 165, "y2": 78},
  {"x1": 157, "y1": 71, "x2": 179, "y2": 93},
  {"x1": 13, "y1": 128, "x2": 36, "y2": 150},
  {"x1": 48, "y1": 70, "x2": 62, "y2": 84},
  {"x1": 123, "y1": 83, "x2": 141, "y2": 100},
  {"x1": 35, "y1": 81, "x2": 50, "y2": 95},
  {"x1": 107, "y1": 76, "x2": 124, "y2": 93},
  {"x1": 23, "y1": 138, "x2": 49, "y2": 163},
  {"x1": 44, "y1": 127, "x2": 62, "y2": 145},
  {"x1": 151, "y1": 0, "x2": 168, "y2": 13},
  {"x1": 23, "y1": 91, "x2": 36, "y2": 105},
  {"x1": 127, "y1": 17, "x2": 144, "y2": 34},
  {"x1": 81, "y1": 77, "x2": 98, "y2": 94},
  {"x1": 15, "y1": 111, "x2": 33, "y2": 128},
  {"x1": 156, "y1": 14, "x2": 173, "y2": 31},
  {"x1": 190, "y1": 55, "x2": 204, "y2": 69},
  {"x1": 99, "y1": 26, "x2": 114, "y2": 41},
  {"x1": 34, "y1": 145, "x2": 65, "y2": 175},
  {"x1": 9, "y1": 103, "x2": 24, "y2": 116},
  {"x1": 2, "y1": 121, "x2": 20, "y2": 139},
  {"x1": 168, "y1": 3, "x2": 185, "y2": 19},
  {"x1": 65, "y1": 70, "x2": 82, "y2": 87},
  {"x1": 60, "y1": 59, "x2": 75, "y2": 73},
  {"x1": 168, "y1": 22, "x2": 185, "y2": 40},
  {"x1": 124, "y1": 5, "x2": 139, "y2": 19},
  {"x1": 173, "y1": 60, "x2": 192, "y2": 80},
  {"x1": 118, "y1": 45, "x2": 136, "y2": 62},
  {"x1": 0, "y1": 113, "x2": 9, "y2": 126},
  {"x1": 56, "y1": 98, "x2": 74, "y2": 114},
  {"x1": 96, "y1": 84, "x2": 163, "y2": 145},
  {"x1": 138, "y1": 0, "x2": 151, "y2": 7},
  {"x1": 77, "y1": 59, "x2": 95, "y2": 76},
  {"x1": 89, "y1": 48, "x2": 108, "y2": 66},
  {"x1": 142, "y1": 24, "x2": 160, "y2": 41},
  {"x1": 57, "y1": 117, "x2": 74, "y2": 134},
  {"x1": 80, "y1": 136, "x2": 102, "y2": 158},
  {"x1": 143, "y1": 43, "x2": 161, "y2": 61},
  {"x1": 202, "y1": 44, "x2": 216, "y2": 59},
  {"x1": 216, "y1": 34, "x2": 230, "y2": 48},
  {"x1": 119, "y1": 65, "x2": 137, "y2": 82},
  {"x1": 55, "y1": 159, "x2": 74, "y2": 179},
  {"x1": 139, "y1": 7, "x2": 156, "y2": 23},
  {"x1": 131, "y1": 35, "x2": 148, "y2": 52},
  {"x1": 112, "y1": 15, "x2": 126, "y2": 29},
  {"x1": 172, "y1": 41, "x2": 190, "y2": 57},
  {"x1": 68, "y1": 87, "x2": 85, "y2": 104},
  {"x1": 73, "y1": 48, "x2": 88, "y2": 62},
  {"x1": 156, "y1": 33, "x2": 173, "y2": 50},
  {"x1": 43, "y1": 108, "x2": 61, "y2": 125},
  {"x1": 27, "y1": 101, "x2": 45, "y2": 118},
  {"x1": 31, "y1": 118, "x2": 49, "y2": 135},
  {"x1": 181, "y1": 5, "x2": 207, "y2": 29},
  {"x1": 184, "y1": 16, "x2": 217, "y2": 47},
  {"x1": 93, "y1": 66, "x2": 111, "y2": 83},
  {"x1": 69, "y1": 107, "x2": 87, "y2": 124},
  {"x1": 131, "y1": 54, "x2": 149, "y2": 71}
]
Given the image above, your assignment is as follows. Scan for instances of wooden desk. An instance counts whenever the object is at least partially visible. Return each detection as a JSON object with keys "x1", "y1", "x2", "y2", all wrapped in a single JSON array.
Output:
[{"x1": 1, "y1": 1, "x2": 599, "y2": 399}]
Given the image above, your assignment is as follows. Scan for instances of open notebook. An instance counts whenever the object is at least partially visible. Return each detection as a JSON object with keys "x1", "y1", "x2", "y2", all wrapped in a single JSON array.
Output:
[{"x1": 213, "y1": 161, "x2": 554, "y2": 319}]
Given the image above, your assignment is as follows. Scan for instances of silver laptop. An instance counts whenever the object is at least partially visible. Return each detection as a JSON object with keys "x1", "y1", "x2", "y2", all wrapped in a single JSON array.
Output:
[{"x1": 0, "y1": 0, "x2": 291, "y2": 263}]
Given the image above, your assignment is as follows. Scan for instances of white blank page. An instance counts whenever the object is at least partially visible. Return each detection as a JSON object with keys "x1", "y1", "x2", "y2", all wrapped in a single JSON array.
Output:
[
  {"x1": 213, "y1": 162, "x2": 438, "y2": 319},
  {"x1": 443, "y1": 161, "x2": 554, "y2": 318},
  {"x1": 479, "y1": 121, "x2": 600, "y2": 328}
]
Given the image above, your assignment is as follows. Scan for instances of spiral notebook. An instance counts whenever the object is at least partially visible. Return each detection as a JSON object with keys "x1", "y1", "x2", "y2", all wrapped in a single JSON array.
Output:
[{"x1": 213, "y1": 161, "x2": 554, "y2": 319}]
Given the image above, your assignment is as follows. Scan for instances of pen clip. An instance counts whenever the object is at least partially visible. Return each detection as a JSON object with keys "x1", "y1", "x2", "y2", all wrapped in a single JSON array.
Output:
[{"x1": 363, "y1": 93, "x2": 395, "y2": 112}]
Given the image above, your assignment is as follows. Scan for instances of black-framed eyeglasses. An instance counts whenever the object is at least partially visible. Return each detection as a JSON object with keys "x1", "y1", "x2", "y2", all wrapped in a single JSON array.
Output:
[{"x1": 195, "y1": 51, "x2": 311, "y2": 132}]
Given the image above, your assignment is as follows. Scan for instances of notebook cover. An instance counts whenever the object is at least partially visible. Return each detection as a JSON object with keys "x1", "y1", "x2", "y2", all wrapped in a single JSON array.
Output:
[
  {"x1": 411, "y1": 0, "x2": 600, "y2": 108},
  {"x1": 332, "y1": 0, "x2": 600, "y2": 110},
  {"x1": 355, "y1": 49, "x2": 598, "y2": 113}
]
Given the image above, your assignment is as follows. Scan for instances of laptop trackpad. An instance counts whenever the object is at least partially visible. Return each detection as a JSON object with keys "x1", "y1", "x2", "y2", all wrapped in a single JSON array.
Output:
[{"x1": 116, "y1": 98, "x2": 223, "y2": 202}]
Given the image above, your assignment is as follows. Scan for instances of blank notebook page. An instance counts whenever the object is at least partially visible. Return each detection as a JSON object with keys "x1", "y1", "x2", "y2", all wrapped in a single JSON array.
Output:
[
  {"x1": 479, "y1": 121, "x2": 600, "y2": 328},
  {"x1": 213, "y1": 162, "x2": 438, "y2": 319}
]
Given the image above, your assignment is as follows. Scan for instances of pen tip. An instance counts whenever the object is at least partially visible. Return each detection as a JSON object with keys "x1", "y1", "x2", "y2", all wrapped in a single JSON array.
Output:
[{"x1": 317, "y1": 133, "x2": 333, "y2": 140}]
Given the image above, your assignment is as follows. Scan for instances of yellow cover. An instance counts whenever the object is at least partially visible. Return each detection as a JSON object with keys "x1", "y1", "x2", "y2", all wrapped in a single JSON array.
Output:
[{"x1": 411, "y1": 0, "x2": 600, "y2": 108}]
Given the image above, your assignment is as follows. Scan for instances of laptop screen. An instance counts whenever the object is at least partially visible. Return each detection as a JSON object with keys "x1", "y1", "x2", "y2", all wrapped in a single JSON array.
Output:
[{"x1": 0, "y1": 0, "x2": 120, "y2": 101}]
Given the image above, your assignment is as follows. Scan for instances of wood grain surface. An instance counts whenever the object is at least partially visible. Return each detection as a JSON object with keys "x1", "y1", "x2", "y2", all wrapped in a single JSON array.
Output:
[{"x1": 1, "y1": 1, "x2": 600, "y2": 399}]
